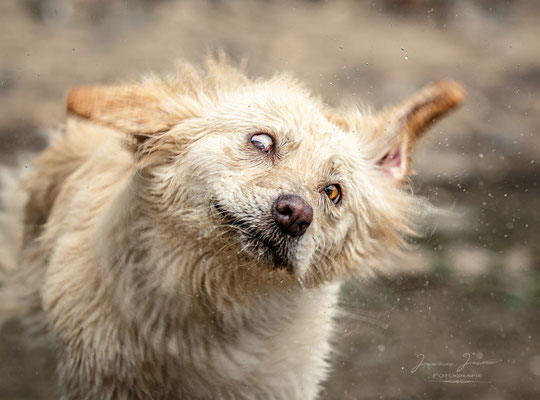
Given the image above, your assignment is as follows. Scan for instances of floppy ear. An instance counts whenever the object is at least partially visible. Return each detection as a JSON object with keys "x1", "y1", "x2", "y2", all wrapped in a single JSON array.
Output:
[
  {"x1": 375, "y1": 81, "x2": 465, "y2": 181},
  {"x1": 66, "y1": 82, "x2": 183, "y2": 138}
]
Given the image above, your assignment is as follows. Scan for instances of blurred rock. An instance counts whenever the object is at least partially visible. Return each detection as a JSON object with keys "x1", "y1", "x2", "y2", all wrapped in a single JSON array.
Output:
[
  {"x1": 25, "y1": 0, "x2": 74, "y2": 25},
  {"x1": 504, "y1": 247, "x2": 533, "y2": 276},
  {"x1": 529, "y1": 355, "x2": 540, "y2": 376},
  {"x1": 389, "y1": 249, "x2": 433, "y2": 276},
  {"x1": 447, "y1": 244, "x2": 492, "y2": 277}
]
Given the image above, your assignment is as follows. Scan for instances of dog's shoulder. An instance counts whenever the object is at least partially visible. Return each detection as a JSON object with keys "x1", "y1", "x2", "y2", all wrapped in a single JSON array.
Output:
[{"x1": 23, "y1": 119, "x2": 133, "y2": 240}]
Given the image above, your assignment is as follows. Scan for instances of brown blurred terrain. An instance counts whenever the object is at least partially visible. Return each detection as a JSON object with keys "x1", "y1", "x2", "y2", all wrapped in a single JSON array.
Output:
[{"x1": 1, "y1": 0, "x2": 539, "y2": 399}]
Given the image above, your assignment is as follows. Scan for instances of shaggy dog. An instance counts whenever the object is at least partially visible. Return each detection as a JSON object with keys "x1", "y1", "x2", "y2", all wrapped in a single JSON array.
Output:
[{"x1": 0, "y1": 57, "x2": 464, "y2": 399}]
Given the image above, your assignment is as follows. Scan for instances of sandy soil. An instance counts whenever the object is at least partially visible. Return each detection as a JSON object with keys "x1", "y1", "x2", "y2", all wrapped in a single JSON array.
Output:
[{"x1": 1, "y1": 1, "x2": 539, "y2": 398}]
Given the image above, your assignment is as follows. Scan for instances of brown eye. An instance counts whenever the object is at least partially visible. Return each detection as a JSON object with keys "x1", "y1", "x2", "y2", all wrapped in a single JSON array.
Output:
[
  {"x1": 250, "y1": 133, "x2": 274, "y2": 153},
  {"x1": 323, "y1": 184, "x2": 342, "y2": 205}
]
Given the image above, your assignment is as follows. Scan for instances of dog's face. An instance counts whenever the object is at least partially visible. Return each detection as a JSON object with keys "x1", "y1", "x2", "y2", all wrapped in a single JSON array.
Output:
[
  {"x1": 175, "y1": 85, "x2": 366, "y2": 276},
  {"x1": 67, "y1": 60, "x2": 464, "y2": 283}
]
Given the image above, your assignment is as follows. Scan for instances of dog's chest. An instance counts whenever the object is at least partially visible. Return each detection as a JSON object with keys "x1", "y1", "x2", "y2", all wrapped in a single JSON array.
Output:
[{"x1": 156, "y1": 283, "x2": 340, "y2": 399}]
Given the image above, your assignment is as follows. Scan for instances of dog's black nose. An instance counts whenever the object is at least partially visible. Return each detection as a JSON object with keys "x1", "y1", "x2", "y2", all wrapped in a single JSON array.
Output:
[{"x1": 272, "y1": 195, "x2": 313, "y2": 237}]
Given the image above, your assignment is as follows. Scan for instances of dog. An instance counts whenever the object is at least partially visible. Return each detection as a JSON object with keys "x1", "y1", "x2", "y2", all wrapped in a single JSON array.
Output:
[{"x1": 0, "y1": 56, "x2": 464, "y2": 399}]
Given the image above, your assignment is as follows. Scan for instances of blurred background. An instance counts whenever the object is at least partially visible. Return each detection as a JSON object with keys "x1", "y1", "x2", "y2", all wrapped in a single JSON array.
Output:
[{"x1": 0, "y1": 0, "x2": 539, "y2": 399}]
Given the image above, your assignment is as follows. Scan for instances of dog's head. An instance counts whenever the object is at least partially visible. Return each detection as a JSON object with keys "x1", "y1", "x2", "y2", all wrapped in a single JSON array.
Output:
[{"x1": 67, "y1": 58, "x2": 464, "y2": 284}]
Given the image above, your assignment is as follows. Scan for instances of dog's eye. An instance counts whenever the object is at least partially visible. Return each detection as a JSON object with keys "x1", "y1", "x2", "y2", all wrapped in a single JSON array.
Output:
[
  {"x1": 250, "y1": 133, "x2": 274, "y2": 154},
  {"x1": 323, "y1": 184, "x2": 342, "y2": 205}
]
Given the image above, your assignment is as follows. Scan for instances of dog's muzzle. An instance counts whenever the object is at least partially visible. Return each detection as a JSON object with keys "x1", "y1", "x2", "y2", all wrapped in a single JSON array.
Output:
[{"x1": 213, "y1": 194, "x2": 313, "y2": 271}]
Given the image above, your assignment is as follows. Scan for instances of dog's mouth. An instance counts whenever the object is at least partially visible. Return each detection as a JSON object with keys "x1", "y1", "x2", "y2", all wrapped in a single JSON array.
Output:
[{"x1": 212, "y1": 202, "x2": 296, "y2": 272}]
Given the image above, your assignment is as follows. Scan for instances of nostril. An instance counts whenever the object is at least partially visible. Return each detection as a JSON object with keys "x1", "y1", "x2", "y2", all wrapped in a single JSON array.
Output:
[{"x1": 275, "y1": 202, "x2": 293, "y2": 217}]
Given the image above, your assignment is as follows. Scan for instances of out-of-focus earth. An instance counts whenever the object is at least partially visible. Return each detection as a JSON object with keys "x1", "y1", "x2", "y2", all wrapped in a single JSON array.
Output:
[{"x1": 1, "y1": 1, "x2": 539, "y2": 399}]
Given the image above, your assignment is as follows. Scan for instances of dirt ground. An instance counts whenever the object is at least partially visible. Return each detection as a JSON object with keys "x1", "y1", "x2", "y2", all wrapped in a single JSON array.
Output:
[{"x1": 1, "y1": 0, "x2": 539, "y2": 399}]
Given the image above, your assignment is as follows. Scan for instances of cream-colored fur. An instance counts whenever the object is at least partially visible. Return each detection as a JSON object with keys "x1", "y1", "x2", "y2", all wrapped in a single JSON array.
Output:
[{"x1": 0, "y1": 57, "x2": 464, "y2": 399}]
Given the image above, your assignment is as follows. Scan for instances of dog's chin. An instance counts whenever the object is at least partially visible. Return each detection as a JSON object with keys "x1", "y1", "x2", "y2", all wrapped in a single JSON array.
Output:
[
  {"x1": 238, "y1": 233, "x2": 295, "y2": 273},
  {"x1": 213, "y1": 203, "x2": 297, "y2": 273}
]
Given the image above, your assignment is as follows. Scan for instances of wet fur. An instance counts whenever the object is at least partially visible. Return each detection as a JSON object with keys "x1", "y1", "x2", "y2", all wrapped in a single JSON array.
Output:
[{"x1": 0, "y1": 57, "x2": 463, "y2": 399}]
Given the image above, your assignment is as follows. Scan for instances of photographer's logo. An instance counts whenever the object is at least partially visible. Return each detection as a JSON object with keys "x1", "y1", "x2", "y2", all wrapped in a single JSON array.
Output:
[{"x1": 410, "y1": 352, "x2": 503, "y2": 383}]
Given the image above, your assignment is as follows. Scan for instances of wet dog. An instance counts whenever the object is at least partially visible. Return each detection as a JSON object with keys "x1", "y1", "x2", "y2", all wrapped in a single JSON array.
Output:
[{"x1": 0, "y1": 57, "x2": 464, "y2": 399}]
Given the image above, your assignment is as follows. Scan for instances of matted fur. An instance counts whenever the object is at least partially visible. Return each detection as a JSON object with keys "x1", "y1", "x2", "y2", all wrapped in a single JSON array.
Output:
[{"x1": 0, "y1": 56, "x2": 463, "y2": 399}]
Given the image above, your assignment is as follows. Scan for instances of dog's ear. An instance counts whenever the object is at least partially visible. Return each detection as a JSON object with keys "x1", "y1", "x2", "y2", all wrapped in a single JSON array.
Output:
[
  {"x1": 374, "y1": 81, "x2": 465, "y2": 181},
  {"x1": 66, "y1": 83, "x2": 185, "y2": 138}
]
